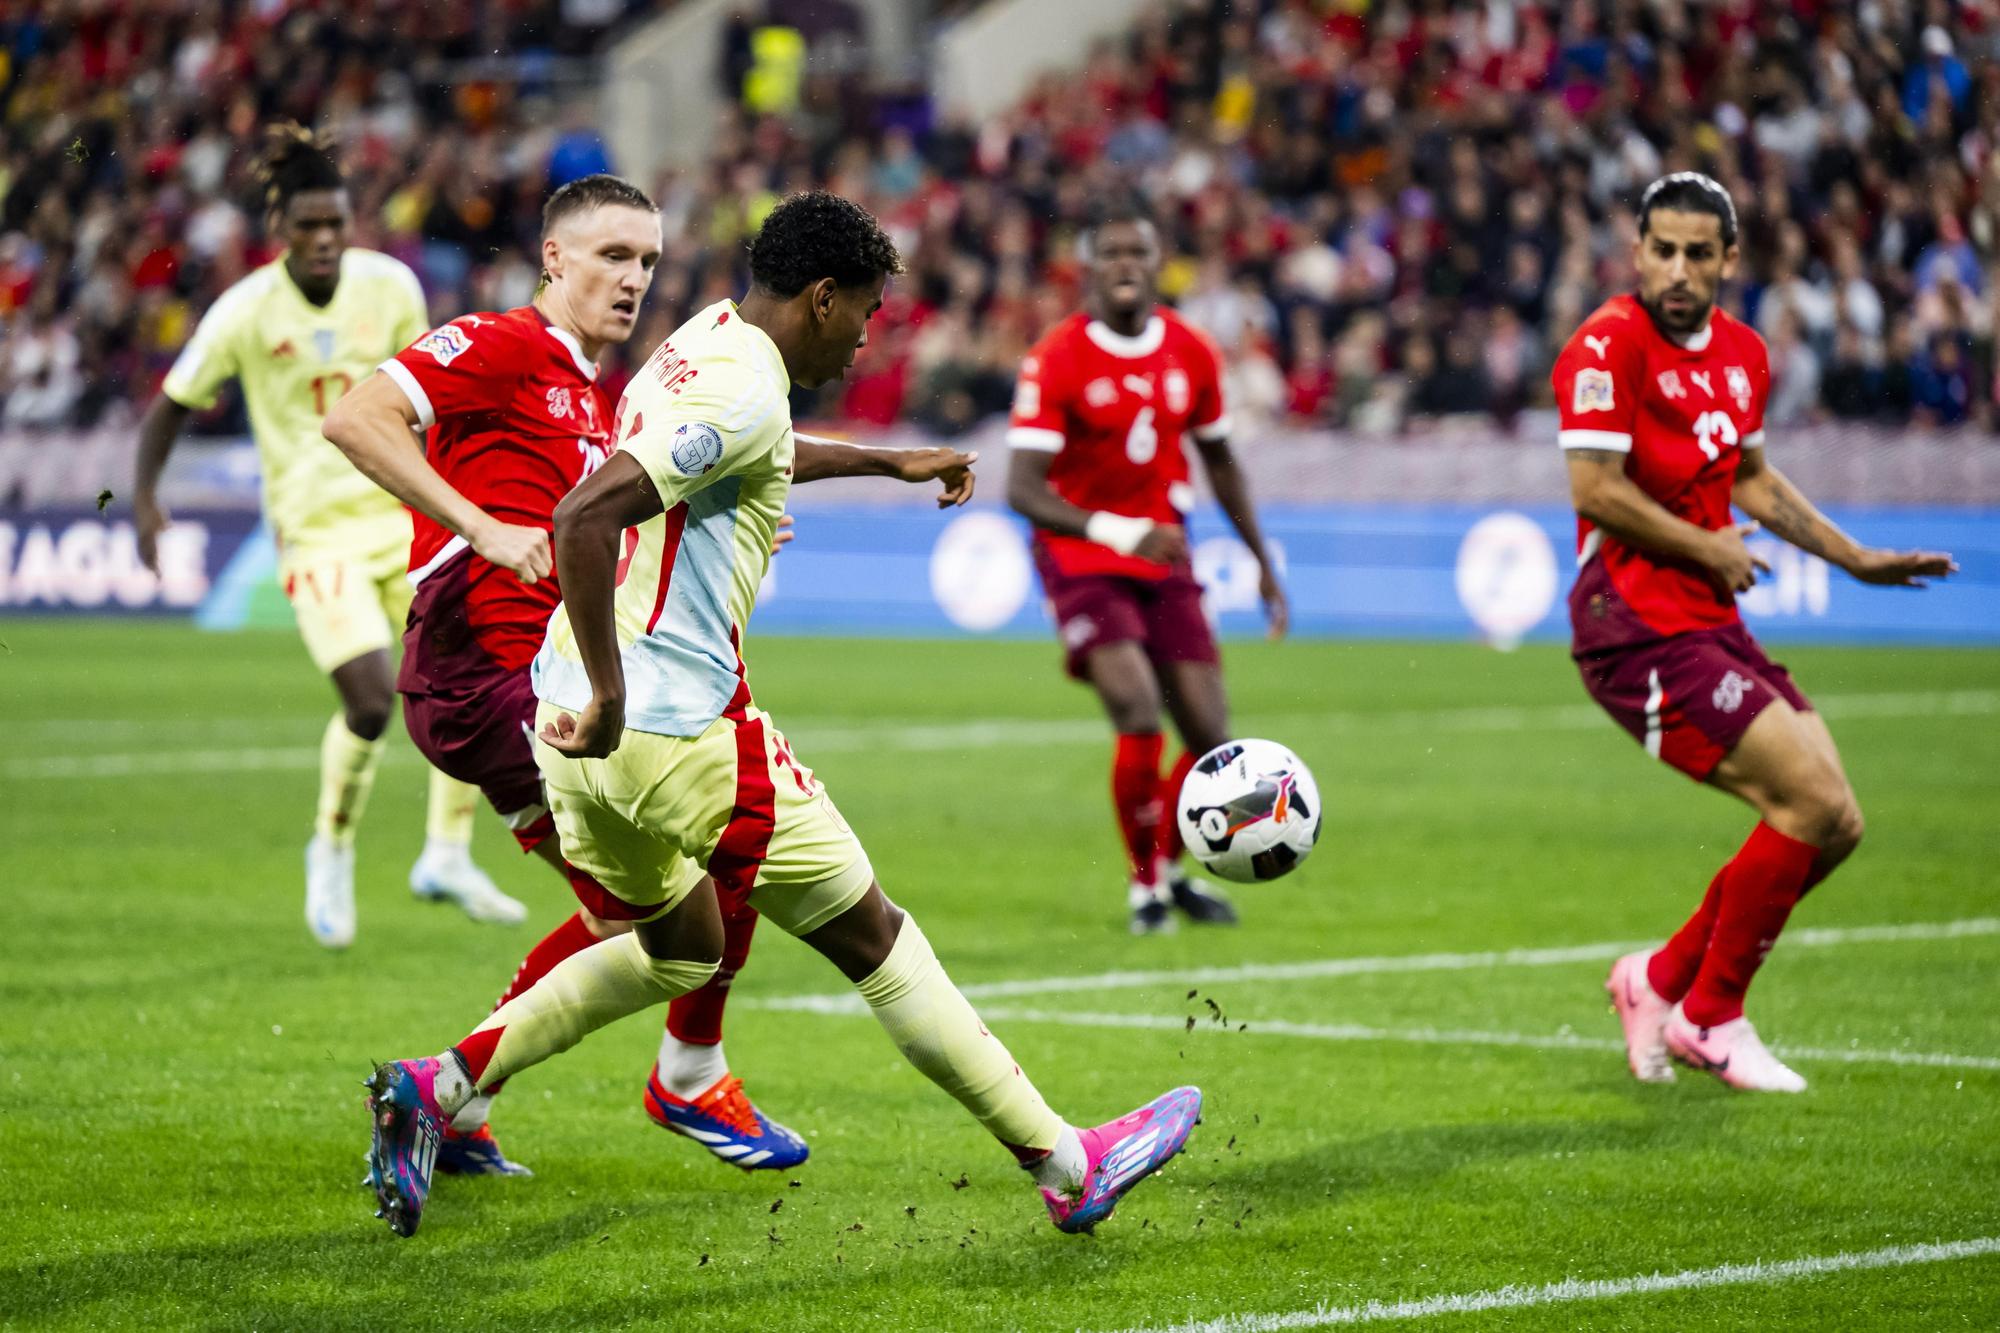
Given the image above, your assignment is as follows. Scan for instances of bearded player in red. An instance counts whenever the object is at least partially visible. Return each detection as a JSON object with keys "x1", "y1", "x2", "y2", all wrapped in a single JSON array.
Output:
[
  {"x1": 327, "y1": 175, "x2": 975, "y2": 1174},
  {"x1": 1008, "y1": 202, "x2": 1288, "y2": 934},
  {"x1": 1555, "y1": 173, "x2": 1955, "y2": 1093}
]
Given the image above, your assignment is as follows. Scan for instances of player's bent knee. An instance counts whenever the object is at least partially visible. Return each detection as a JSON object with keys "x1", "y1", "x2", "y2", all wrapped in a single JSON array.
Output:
[
  {"x1": 644, "y1": 955, "x2": 720, "y2": 996},
  {"x1": 344, "y1": 702, "x2": 392, "y2": 741},
  {"x1": 802, "y1": 882, "x2": 905, "y2": 983}
]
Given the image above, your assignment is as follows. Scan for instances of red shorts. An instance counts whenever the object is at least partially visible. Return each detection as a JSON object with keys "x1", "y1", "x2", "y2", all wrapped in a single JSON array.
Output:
[
  {"x1": 1575, "y1": 622, "x2": 1813, "y2": 781},
  {"x1": 397, "y1": 552, "x2": 550, "y2": 846},
  {"x1": 1033, "y1": 546, "x2": 1219, "y2": 682}
]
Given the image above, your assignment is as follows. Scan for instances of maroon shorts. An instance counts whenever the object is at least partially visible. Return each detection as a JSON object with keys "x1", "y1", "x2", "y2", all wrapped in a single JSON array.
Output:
[
  {"x1": 398, "y1": 557, "x2": 549, "y2": 845},
  {"x1": 1575, "y1": 622, "x2": 1813, "y2": 781},
  {"x1": 1033, "y1": 548, "x2": 1220, "y2": 682}
]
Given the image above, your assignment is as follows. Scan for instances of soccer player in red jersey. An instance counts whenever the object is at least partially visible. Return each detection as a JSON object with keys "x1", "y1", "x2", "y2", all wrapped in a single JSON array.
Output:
[
  {"x1": 327, "y1": 175, "x2": 976, "y2": 1175},
  {"x1": 1554, "y1": 173, "x2": 1955, "y2": 1092},
  {"x1": 1007, "y1": 201, "x2": 1289, "y2": 935}
]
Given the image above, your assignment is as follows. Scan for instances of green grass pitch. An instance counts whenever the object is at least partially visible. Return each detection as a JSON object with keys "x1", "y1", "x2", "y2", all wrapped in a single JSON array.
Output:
[{"x1": 2, "y1": 620, "x2": 1996, "y2": 1330}]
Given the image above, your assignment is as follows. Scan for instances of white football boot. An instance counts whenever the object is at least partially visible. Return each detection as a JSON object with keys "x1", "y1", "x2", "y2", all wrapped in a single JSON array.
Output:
[
  {"x1": 1663, "y1": 1005, "x2": 1807, "y2": 1093},
  {"x1": 1605, "y1": 949, "x2": 1675, "y2": 1083},
  {"x1": 305, "y1": 834, "x2": 357, "y2": 949},
  {"x1": 409, "y1": 845, "x2": 527, "y2": 926}
]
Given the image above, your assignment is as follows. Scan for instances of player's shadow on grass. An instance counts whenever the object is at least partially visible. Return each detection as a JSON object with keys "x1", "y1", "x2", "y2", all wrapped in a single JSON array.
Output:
[{"x1": 0, "y1": 1196, "x2": 686, "y2": 1325}]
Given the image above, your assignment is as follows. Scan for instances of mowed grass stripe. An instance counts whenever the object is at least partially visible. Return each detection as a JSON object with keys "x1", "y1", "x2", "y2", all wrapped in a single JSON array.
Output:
[
  {"x1": 1106, "y1": 1235, "x2": 2000, "y2": 1333},
  {"x1": 749, "y1": 916, "x2": 2000, "y2": 1009},
  {"x1": 15, "y1": 687, "x2": 2000, "y2": 778}
]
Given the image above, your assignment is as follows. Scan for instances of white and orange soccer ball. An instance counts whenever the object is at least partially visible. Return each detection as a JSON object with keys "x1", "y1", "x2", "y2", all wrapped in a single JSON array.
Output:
[{"x1": 1175, "y1": 739, "x2": 1321, "y2": 883}]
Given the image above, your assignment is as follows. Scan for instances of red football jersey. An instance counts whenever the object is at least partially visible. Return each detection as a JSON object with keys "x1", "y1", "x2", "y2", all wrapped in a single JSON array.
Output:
[
  {"x1": 1552, "y1": 294, "x2": 1771, "y2": 652},
  {"x1": 380, "y1": 306, "x2": 614, "y2": 672},
  {"x1": 1008, "y1": 307, "x2": 1228, "y2": 580}
]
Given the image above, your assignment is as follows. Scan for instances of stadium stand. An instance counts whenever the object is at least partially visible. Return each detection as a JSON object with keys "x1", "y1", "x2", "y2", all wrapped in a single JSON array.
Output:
[{"x1": 0, "y1": 0, "x2": 1994, "y2": 452}]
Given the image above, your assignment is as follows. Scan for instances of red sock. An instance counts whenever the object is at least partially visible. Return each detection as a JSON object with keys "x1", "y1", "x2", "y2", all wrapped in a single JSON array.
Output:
[
  {"x1": 1646, "y1": 867, "x2": 1726, "y2": 1003},
  {"x1": 478, "y1": 910, "x2": 600, "y2": 1093},
  {"x1": 1155, "y1": 750, "x2": 1198, "y2": 867},
  {"x1": 1682, "y1": 822, "x2": 1819, "y2": 1027},
  {"x1": 666, "y1": 897, "x2": 760, "y2": 1045},
  {"x1": 1112, "y1": 732, "x2": 1167, "y2": 886}
]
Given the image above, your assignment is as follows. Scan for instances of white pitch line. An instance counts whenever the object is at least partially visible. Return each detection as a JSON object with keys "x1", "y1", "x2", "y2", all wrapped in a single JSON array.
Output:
[
  {"x1": 1104, "y1": 1236, "x2": 2000, "y2": 1333},
  {"x1": 13, "y1": 688, "x2": 1996, "y2": 780},
  {"x1": 967, "y1": 1006, "x2": 2000, "y2": 1073},
  {"x1": 750, "y1": 917, "x2": 2000, "y2": 1011}
]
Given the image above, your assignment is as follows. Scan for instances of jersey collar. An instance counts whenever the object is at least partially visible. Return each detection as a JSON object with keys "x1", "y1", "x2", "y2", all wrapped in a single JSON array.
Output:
[
  {"x1": 1083, "y1": 315, "x2": 1165, "y2": 359},
  {"x1": 1676, "y1": 321, "x2": 1715, "y2": 352},
  {"x1": 542, "y1": 323, "x2": 600, "y2": 381}
]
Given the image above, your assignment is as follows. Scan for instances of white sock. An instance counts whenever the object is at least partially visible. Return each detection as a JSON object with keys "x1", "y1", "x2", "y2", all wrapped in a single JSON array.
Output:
[
  {"x1": 1128, "y1": 880, "x2": 1169, "y2": 910},
  {"x1": 657, "y1": 1032, "x2": 729, "y2": 1099},
  {"x1": 1027, "y1": 1124, "x2": 1087, "y2": 1195},
  {"x1": 419, "y1": 837, "x2": 469, "y2": 866},
  {"x1": 449, "y1": 1092, "x2": 493, "y2": 1134},
  {"x1": 431, "y1": 1051, "x2": 477, "y2": 1117}
]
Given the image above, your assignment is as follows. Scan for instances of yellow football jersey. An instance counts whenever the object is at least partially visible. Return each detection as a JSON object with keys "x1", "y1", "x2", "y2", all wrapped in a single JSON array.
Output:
[
  {"x1": 163, "y1": 248, "x2": 429, "y2": 554},
  {"x1": 534, "y1": 299, "x2": 794, "y2": 738}
]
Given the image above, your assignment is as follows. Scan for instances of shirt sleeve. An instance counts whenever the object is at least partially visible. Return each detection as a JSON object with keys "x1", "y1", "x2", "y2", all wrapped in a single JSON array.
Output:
[
  {"x1": 1187, "y1": 326, "x2": 1231, "y2": 442},
  {"x1": 1552, "y1": 320, "x2": 1642, "y2": 453},
  {"x1": 1006, "y1": 342, "x2": 1068, "y2": 453},
  {"x1": 620, "y1": 383, "x2": 787, "y2": 510},
  {"x1": 380, "y1": 316, "x2": 516, "y2": 431},
  {"x1": 160, "y1": 288, "x2": 244, "y2": 411}
]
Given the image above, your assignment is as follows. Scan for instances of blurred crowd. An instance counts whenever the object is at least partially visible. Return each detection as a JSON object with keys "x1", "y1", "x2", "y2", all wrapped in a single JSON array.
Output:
[{"x1": 2, "y1": 0, "x2": 1997, "y2": 441}]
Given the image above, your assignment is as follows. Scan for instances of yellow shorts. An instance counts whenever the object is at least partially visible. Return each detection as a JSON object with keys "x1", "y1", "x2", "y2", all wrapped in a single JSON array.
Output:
[
  {"x1": 280, "y1": 534, "x2": 412, "y2": 674},
  {"x1": 533, "y1": 699, "x2": 874, "y2": 935}
]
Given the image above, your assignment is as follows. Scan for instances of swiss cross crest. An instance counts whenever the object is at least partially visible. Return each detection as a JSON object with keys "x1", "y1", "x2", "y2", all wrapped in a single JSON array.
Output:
[
  {"x1": 545, "y1": 385, "x2": 573, "y2": 420},
  {"x1": 1164, "y1": 368, "x2": 1190, "y2": 414},
  {"x1": 1084, "y1": 377, "x2": 1119, "y2": 408},
  {"x1": 1657, "y1": 370, "x2": 1687, "y2": 399},
  {"x1": 1726, "y1": 366, "x2": 1752, "y2": 411},
  {"x1": 1712, "y1": 670, "x2": 1753, "y2": 714}
]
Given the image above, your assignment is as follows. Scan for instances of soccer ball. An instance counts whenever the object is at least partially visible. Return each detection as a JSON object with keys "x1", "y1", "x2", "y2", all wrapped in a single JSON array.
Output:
[{"x1": 1175, "y1": 739, "x2": 1321, "y2": 884}]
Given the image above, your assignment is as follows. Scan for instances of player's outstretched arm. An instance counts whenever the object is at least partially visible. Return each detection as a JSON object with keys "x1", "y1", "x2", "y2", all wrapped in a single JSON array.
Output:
[
  {"x1": 1732, "y1": 446, "x2": 1956, "y2": 587},
  {"x1": 538, "y1": 453, "x2": 664, "y2": 760},
  {"x1": 1005, "y1": 447, "x2": 1187, "y2": 564},
  {"x1": 791, "y1": 433, "x2": 977, "y2": 507},
  {"x1": 1192, "y1": 435, "x2": 1288, "y2": 639},
  {"x1": 133, "y1": 395, "x2": 193, "y2": 573},
  {"x1": 322, "y1": 373, "x2": 551, "y2": 584},
  {"x1": 1567, "y1": 448, "x2": 1768, "y2": 594}
]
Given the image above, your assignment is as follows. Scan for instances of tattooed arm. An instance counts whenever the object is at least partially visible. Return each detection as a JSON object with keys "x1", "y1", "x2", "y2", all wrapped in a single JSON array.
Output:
[
  {"x1": 1566, "y1": 447, "x2": 1766, "y2": 593},
  {"x1": 1732, "y1": 446, "x2": 1956, "y2": 586}
]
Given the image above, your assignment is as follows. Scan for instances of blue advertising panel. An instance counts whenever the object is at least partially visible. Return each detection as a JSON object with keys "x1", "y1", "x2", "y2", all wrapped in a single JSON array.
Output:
[
  {"x1": 3, "y1": 502, "x2": 1992, "y2": 645},
  {"x1": 752, "y1": 502, "x2": 1999, "y2": 645},
  {"x1": 0, "y1": 508, "x2": 263, "y2": 616}
]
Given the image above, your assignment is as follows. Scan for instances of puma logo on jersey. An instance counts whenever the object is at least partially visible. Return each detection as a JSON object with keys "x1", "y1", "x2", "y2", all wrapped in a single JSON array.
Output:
[
  {"x1": 1122, "y1": 374, "x2": 1154, "y2": 399},
  {"x1": 1689, "y1": 370, "x2": 1714, "y2": 398},
  {"x1": 1584, "y1": 334, "x2": 1611, "y2": 359}
]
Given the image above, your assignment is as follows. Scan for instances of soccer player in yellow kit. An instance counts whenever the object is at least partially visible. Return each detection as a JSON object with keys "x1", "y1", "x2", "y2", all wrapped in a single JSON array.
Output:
[
  {"x1": 132, "y1": 124, "x2": 521, "y2": 947},
  {"x1": 365, "y1": 192, "x2": 1200, "y2": 1240}
]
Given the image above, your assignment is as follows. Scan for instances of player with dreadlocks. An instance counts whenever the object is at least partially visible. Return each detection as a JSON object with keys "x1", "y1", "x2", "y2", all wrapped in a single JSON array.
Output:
[{"x1": 134, "y1": 123, "x2": 522, "y2": 948}]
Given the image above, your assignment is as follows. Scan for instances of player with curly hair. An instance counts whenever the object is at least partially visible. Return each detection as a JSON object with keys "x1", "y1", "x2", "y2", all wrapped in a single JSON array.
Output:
[
  {"x1": 133, "y1": 123, "x2": 516, "y2": 949},
  {"x1": 362, "y1": 191, "x2": 1201, "y2": 1241}
]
